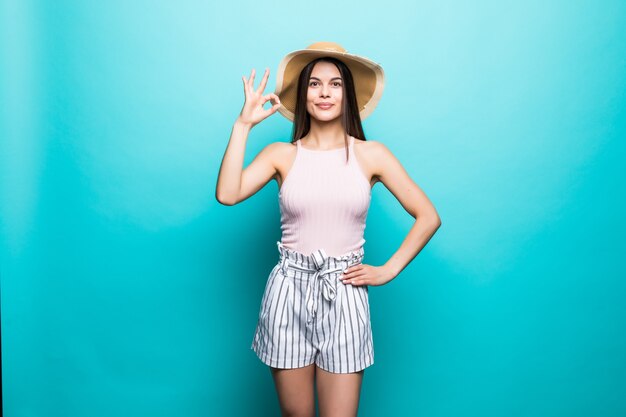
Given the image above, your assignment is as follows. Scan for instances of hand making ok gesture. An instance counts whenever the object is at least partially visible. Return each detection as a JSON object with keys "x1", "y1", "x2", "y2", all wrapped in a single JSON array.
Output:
[{"x1": 237, "y1": 68, "x2": 281, "y2": 128}]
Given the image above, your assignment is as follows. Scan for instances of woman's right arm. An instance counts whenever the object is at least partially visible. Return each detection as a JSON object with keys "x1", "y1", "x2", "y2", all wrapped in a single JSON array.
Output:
[{"x1": 215, "y1": 68, "x2": 281, "y2": 205}]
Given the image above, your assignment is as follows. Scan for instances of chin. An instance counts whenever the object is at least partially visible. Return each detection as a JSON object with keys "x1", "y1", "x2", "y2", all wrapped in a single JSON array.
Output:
[
  {"x1": 311, "y1": 111, "x2": 342, "y2": 122},
  {"x1": 318, "y1": 115, "x2": 340, "y2": 122}
]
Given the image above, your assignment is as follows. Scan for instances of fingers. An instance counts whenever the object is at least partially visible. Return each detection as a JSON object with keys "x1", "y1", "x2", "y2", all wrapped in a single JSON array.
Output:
[
  {"x1": 341, "y1": 265, "x2": 366, "y2": 285},
  {"x1": 262, "y1": 95, "x2": 282, "y2": 115},
  {"x1": 343, "y1": 275, "x2": 367, "y2": 286},
  {"x1": 259, "y1": 93, "x2": 281, "y2": 114},
  {"x1": 343, "y1": 270, "x2": 366, "y2": 281},
  {"x1": 257, "y1": 68, "x2": 272, "y2": 94},
  {"x1": 244, "y1": 68, "x2": 271, "y2": 96},
  {"x1": 248, "y1": 68, "x2": 256, "y2": 90},
  {"x1": 269, "y1": 101, "x2": 281, "y2": 113},
  {"x1": 343, "y1": 264, "x2": 363, "y2": 274},
  {"x1": 242, "y1": 75, "x2": 249, "y2": 95},
  {"x1": 261, "y1": 92, "x2": 281, "y2": 105}
]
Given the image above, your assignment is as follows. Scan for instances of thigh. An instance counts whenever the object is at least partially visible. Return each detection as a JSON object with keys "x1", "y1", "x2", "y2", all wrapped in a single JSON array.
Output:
[
  {"x1": 316, "y1": 365, "x2": 364, "y2": 417},
  {"x1": 270, "y1": 363, "x2": 316, "y2": 417}
]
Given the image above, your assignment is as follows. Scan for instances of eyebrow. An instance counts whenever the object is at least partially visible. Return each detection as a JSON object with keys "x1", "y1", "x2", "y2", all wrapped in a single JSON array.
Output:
[{"x1": 309, "y1": 77, "x2": 343, "y2": 81}]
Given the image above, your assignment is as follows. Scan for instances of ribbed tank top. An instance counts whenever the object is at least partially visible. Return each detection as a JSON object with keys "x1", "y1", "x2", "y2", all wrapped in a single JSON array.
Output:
[{"x1": 279, "y1": 136, "x2": 372, "y2": 257}]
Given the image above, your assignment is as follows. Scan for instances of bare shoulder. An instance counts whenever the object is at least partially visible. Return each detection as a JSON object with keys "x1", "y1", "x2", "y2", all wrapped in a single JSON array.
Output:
[
  {"x1": 264, "y1": 140, "x2": 297, "y2": 185},
  {"x1": 268, "y1": 140, "x2": 297, "y2": 162},
  {"x1": 353, "y1": 138, "x2": 396, "y2": 185},
  {"x1": 356, "y1": 138, "x2": 393, "y2": 155},
  {"x1": 353, "y1": 138, "x2": 392, "y2": 155},
  {"x1": 260, "y1": 140, "x2": 294, "y2": 154},
  {"x1": 256, "y1": 140, "x2": 296, "y2": 163},
  {"x1": 272, "y1": 140, "x2": 297, "y2": 154}
]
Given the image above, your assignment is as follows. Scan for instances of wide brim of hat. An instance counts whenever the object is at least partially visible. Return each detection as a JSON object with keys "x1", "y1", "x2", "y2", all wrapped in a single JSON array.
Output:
[{"x1": 274, "y1": 48, "x2": 384, "y2": 122}]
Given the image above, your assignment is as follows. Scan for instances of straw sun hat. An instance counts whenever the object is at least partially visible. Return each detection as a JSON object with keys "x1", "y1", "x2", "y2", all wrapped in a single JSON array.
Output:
[{"x1": 274, "y1": 41, "x2": 385, "y2": 122}]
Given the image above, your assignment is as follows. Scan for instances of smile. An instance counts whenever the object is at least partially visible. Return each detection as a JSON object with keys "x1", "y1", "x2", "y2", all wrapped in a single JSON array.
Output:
[{"x1": 316, "y1": 104, "x2": 334, "y2": 110}]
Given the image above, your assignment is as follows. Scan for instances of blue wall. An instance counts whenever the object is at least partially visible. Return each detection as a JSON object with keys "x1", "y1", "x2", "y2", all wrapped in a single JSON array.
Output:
[{"x1": 1, "y1": 0, "x2": 625, "y2": 416}]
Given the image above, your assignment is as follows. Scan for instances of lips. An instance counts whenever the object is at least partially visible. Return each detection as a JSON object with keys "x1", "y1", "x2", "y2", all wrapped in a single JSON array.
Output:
[{"x1": 317, "y1": 103, "x2": 333, "y2": 110}]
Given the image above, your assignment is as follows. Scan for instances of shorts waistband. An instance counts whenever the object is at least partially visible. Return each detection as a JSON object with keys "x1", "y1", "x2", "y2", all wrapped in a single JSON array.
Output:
[
  {"x1": 276, "y1": 241, "x2": 365, "y2": 325},
  {"x1": 276, "y1": 241, "x2": 364, "y2": 269}
]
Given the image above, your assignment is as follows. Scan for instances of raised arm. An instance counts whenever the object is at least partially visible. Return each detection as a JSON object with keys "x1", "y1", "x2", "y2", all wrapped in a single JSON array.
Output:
[{"x1": 215, "y1": 68, "x2": 282, "y2": 205}]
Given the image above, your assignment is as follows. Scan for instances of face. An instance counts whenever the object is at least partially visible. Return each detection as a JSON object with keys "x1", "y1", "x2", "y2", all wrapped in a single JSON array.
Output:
[{"x1": 306, "y1": 61, "x2": 343, "y2": 122}]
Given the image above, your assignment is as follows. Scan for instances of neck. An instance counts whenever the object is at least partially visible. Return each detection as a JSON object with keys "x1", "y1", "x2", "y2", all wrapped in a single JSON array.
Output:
[{"x1": 304, "y1": 117, "x2": 347, "y2": 147}]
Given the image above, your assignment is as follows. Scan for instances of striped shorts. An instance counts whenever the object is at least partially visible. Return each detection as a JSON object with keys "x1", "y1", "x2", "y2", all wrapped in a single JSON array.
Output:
[{"x1": 250, "y1": 241, "x2": 374, "y2": 374}]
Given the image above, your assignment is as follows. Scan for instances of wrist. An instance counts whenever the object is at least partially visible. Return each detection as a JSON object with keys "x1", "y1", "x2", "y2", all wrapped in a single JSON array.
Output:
[
  {"x1": 383, "y1": 261, "x2": 401, "y2": 279},
  {"x1": 235, "y1": 116, "x2": 254, "y2": 130}
]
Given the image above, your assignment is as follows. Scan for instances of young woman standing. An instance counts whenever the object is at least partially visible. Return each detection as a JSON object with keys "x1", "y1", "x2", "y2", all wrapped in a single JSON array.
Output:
[{"x1": 216, "y1": 42, "x2": 441, "y2": 417}]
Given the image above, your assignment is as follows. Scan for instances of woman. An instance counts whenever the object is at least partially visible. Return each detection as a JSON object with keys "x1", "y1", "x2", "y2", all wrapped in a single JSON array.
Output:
[{"x1": 216, "y1": 42, "x2": 441, "y2": 417}]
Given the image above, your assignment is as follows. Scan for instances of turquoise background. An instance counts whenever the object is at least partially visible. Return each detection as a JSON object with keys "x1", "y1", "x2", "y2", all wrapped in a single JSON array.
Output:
[{"x1": 2, "y1": 0, "x2": 625, "y2": 416}]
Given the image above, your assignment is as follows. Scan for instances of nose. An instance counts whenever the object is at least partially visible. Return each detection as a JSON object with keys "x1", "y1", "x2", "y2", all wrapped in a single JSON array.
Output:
[{"x1": 320, "y1": 83, "x2": 330, "y2": 98}]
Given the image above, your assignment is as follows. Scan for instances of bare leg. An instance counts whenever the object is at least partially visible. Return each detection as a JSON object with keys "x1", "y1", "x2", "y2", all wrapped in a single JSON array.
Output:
[
  {"x1": 316, "y1": 365, "x2": 364, "y2": 417},
  {"x1": 270, "y1": 363, "x2": 316, "y2": 417}
]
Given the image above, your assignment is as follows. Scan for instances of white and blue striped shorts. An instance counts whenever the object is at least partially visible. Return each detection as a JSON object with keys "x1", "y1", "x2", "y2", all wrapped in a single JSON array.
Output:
[{"x1": 251, "y1": 241, "x2": 374, "y2": 374}]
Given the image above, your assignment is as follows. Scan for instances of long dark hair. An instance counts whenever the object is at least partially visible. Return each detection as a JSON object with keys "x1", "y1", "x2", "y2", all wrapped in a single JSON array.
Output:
[{"x1": 291, "y1": 57, "x2": 367, "y2": 162}]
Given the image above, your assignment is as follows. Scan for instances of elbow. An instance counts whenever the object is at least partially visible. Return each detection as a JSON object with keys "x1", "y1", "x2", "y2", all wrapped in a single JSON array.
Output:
[
  {"x1": 417, "y1": 212, "x2": 441, "y2": 230},
  {"x1": 432, "y1": 214, "x2": 442, "y2": 229},
  {"x1": 215, "y1": 191, "x2": 237, "y2": 206},
  {"x1": 430, "y1": 212, "x2": 442, "y2": 230},
  {"x1": 217, "y1": 197, "x2": 235, "y2": 206}
]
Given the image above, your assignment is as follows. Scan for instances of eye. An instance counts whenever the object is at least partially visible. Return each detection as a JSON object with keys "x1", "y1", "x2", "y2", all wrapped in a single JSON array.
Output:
[
  {"x1": 333, "y1": 82, "x2": 342, "y2": 87},
  {"x1": 309, "y1": 81, "x2": 319, "y2": 86}
]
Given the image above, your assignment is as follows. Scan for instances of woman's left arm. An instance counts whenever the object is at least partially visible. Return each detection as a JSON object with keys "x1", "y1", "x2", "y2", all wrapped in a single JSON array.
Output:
[{"x1": 341, "y1": 141, "x2": 442, "y2": 286}]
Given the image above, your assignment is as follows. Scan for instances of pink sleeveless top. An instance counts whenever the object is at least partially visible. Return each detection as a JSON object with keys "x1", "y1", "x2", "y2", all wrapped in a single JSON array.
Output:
[{"x1": 279, "y1": 136, "x2": 372, "y2": 257}]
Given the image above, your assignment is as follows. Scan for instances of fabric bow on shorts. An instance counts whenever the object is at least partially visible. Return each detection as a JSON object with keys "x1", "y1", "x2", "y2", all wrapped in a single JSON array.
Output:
[{"x1": 280, "y1": 247, "x2": 345, "y2": 324}]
